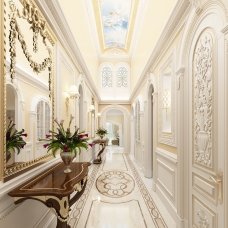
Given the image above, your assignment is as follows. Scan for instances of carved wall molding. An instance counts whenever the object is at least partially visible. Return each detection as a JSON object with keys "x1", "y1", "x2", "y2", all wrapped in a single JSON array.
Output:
[
  {"x1": 197, "y1": 210, "x2": 210, "y2": 228},
  {"x1": 8, "y1": 0, "x2": 54, "y2": 97},
  {"x1": 193, "y1": 31, "x2": 214, "y2": 169},
  {"x1": 190, "y1": 0, "x2": 203, "y2": 14}
]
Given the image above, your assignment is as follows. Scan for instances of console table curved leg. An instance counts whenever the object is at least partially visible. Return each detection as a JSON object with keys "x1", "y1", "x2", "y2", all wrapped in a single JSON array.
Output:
[
  {"x1": 56, "y1": 220, "x2": 70, "y2": 228},
  {"x1": 93, "y1": 143, "x2": 106, "y2": 164}
]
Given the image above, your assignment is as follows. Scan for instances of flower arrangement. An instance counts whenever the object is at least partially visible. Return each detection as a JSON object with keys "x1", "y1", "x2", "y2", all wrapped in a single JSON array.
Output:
[
  {"x1": 41, "y1": 115, "x2": 89, "y2": 157},
  {"x1": 96, "y1": 127, "x2": 108, "y2": 139},
  {"x1": 6, "y1": 120, "x2": 27, "y2": 162}
]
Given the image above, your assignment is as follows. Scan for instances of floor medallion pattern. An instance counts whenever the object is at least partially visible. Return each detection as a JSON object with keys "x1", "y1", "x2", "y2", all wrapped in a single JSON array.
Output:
[
  {"x1": 96, "y1": 171, "x2": 135, "y2": 198},
  {"x1": 67, "y1": 148, "x2": 171, "y2": 228}
]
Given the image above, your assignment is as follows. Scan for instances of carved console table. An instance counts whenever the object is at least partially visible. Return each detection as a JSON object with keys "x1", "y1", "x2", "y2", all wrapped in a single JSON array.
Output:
[
  {"x1": 8, "y1": 162, "x2": 90, "y2": 228},
  {"x1": 93, "y1": 139, "x2": 107, "y2": 164}
]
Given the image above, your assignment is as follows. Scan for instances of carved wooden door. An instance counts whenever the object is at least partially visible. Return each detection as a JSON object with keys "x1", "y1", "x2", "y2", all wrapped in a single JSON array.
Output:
[{"x1": 189, "y1": 29, "x2": 225, "y2": 228}]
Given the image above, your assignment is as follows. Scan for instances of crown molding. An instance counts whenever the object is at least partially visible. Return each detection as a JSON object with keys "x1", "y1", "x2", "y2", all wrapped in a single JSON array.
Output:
[
  {"x1": 35, "y1": 0, "x2": 101, "y2": 101},
  {"x1": 99, "y1": 100, "x2": 131, "y2": 105},
  {"x1": 130, "y1": 0, "x2": 190, "y2": 102}
]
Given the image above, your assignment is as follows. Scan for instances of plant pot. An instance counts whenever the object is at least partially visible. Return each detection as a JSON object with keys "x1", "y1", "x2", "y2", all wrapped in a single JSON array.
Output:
[{"x1": 60, "y1": 152, "x2": 75, "y2": 173}]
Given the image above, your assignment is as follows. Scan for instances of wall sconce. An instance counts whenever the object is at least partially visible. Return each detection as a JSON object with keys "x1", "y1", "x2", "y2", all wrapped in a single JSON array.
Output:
[
  {"x1": 65, "y1": 85, "x2": 80, "y2": 114},
  {"x1": 97, "y1": 113, "x2": 101, "y2": 127},
  {"x1": 89, "y1": 98, "x2": 95, "y2": 113}
]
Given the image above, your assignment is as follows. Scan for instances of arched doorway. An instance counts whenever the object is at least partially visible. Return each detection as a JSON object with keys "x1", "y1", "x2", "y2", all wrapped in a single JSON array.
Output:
[
  {"x1": 105, "y1": 109, "x2": 123, "y2": 147},
  {"x1": 100, "y1": 105, "x2": 130, "y2": 153}
]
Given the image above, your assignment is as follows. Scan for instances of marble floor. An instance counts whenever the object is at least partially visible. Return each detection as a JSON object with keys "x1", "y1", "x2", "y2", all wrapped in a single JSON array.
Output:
[{"x1": 68, "y1": 146, "x2": 176, "y2": 228}]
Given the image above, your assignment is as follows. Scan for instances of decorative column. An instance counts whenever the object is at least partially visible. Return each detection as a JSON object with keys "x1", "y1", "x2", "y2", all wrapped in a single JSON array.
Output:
[
  {"x1": 75, "y1": 97, "x2": 79, "y2": 128},
  {"x1": 130, "y1": 111, "x2": 135, "y2": 158},
  {"x1": 176, "y1": 66, "x2": 185, "y2": 224},
  {"x1": 222, "y1": 24, "x2": 228, "y2": 228},
  {"x1": 139, "y1": 110, "x2": 144, "y2": 169},
  {"x1": 152, "y1": 91, "x2": 158, "y2": 191},
  {"x1": 143, "y1": 100, "x2": 150, "y2": 178}
]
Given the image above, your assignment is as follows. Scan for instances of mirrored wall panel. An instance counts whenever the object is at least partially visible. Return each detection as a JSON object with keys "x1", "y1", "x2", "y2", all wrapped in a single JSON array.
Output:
[{"x1": 3, "y1": 0, "x2": 56, "y2": 181}]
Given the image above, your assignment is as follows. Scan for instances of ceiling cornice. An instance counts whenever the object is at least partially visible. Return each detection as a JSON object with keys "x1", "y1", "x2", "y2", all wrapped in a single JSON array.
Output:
[
  {"x1": 35, "y1": 0, "x2": 101, "y2": 101},
  {"x1": 99, "y1": 100, "x2": 131, "y2": 105},
  {"x1": 130, "y1": 0, "x2": 190, "y2": 102}
]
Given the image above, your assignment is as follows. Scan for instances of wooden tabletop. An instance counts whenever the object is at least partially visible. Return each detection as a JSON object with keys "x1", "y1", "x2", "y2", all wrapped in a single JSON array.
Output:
[{"x1": 8, "y1": 162, "x2": 91, "y2": 198}]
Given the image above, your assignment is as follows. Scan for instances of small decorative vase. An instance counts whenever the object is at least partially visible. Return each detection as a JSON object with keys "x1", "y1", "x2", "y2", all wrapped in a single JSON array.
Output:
[
  {"x1": 100, "y1": 135, "x2": 104, "y2": 139},
  {"x1": 60, "y1": 151, "x2": 75, "y2": 173}
]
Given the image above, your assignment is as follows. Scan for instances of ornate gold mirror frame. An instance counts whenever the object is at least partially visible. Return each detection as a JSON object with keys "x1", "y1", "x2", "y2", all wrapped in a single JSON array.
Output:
[
  {"x1": 0, "y1": 0, "x2": 5, "y2": 181},
  {"x1": 1, "y1": 0, "x2": 56, "y2": 181}
]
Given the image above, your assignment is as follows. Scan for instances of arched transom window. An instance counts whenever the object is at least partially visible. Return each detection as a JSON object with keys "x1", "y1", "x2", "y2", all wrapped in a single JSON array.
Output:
[
  {"x1": 116, "y1": 66, "x2": 128, "y2": 87},
  {"x1": 102, "y1": 66, "x2": 112, "y2": 88},
  {"x1": 37, "y1": 100, "x2": 50, "y2": 140}
]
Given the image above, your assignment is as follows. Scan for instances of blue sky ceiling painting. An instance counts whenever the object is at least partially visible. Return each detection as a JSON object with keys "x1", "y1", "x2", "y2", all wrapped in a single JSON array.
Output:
[{"x1": 100, "y1": 0, "x2": 132, "y2": 49}]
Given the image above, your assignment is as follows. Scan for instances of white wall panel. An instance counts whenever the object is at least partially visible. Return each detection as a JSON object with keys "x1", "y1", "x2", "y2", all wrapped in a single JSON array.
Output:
[{"x1": 155, "y1": 148, "x2": 178, "y2": 222}]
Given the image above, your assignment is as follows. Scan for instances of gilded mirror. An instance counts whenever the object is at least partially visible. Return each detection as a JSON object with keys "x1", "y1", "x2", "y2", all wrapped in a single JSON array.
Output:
[{"x1": 2, "y1": 0, "x2": 56, "y2": 181}]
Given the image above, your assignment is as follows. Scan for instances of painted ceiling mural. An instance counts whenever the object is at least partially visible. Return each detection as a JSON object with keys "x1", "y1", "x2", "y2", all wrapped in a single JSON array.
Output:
[
  {"x1": 100, "y1": 0, "x2": 132, "y2": 49},
  {"x1": 93, "y1": 0, "x2": 138, "y2": 52}
]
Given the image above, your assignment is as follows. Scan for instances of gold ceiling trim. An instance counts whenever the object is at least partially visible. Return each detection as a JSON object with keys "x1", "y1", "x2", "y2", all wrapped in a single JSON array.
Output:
[{"x1": 92, "y1": 0, "x2": 139, "y2": 52}]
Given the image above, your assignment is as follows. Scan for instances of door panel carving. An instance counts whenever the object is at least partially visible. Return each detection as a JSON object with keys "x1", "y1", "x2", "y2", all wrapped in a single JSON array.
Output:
[{"x1": 193, "y1": 32, "x2": 213, "y2": 169}]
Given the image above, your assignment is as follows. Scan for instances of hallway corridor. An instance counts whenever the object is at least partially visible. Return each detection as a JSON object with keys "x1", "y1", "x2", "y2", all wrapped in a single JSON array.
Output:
[
  {"x1": 67, "y1": 146, "x2": 175, "y2": 228},
  {"x1": 1, "y1": 0, "x2": 228, "y2": 227}
]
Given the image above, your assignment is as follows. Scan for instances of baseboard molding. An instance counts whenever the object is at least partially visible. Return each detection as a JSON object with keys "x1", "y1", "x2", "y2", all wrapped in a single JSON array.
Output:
[{"x1": 156, "y1": 183, "x2": 184, "y2": 228}]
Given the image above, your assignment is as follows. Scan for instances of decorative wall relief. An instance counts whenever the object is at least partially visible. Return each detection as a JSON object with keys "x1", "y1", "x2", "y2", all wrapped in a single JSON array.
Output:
[
  {"x1": 8, "y1": 0, "x2": 54, "y2": 97},
  {"x1": 193, "y1": 31, "x2": 213, "y2": 168},
  {"x1": 197, "y1": 210, "x2": 209, "y2": 228}
]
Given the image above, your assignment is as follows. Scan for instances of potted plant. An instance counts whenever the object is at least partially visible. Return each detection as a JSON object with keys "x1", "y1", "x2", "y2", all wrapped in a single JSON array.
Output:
[
  {"x1": 41, "y1": 115, "x2": 90, "y2": 173},
  {"x1": 96, "y1": 127, "x2": 108, "y2": 139},
  {"x1": 6, "y1": 120, "x2": 27, "y2": 163}
]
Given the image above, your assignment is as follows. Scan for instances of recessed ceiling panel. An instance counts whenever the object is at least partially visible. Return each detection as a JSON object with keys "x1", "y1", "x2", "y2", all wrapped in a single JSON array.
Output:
[
  {"x1": 100, "y1": 0, "x2": 131, "y2": 49},
  {"x1": 93, "y1": 0, "x2": 138, "y2": 52}
]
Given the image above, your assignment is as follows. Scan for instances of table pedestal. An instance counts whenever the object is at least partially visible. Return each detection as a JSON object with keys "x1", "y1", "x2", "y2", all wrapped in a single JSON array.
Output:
[{"x1": 9, "y1": 162, "x2": 90, "y2": 228}]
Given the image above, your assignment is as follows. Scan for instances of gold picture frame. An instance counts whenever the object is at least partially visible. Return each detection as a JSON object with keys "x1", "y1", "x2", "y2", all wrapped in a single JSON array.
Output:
[{"x1": 1, "y1": 0, "x2": 56, "y2": 181}]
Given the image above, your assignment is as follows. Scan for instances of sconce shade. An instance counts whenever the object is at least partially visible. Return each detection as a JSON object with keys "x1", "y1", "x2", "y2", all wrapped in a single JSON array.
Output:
[
  {"x1": 90, "y1": 104, "x2": 95, "y2": 111},
  {"x1": 68, "y1": 85, "x2": 79, "y2": 98}
]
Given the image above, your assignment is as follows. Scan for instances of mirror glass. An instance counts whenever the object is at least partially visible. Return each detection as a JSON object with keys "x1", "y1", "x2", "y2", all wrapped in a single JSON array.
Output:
[{"x1": 3, "y1": 0, "x2": 55, "y2": 180}]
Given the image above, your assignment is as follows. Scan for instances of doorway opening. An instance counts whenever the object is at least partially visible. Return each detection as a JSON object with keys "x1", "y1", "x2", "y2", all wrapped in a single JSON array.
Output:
[{"x1": 105, "y1": 109, "x2": 124, "y2": 147}]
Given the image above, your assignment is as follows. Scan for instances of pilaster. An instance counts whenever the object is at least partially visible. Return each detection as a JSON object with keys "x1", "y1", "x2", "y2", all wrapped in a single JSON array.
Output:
[{"x1": 176, "y1": 66, "x2": 185, "y2": 225}]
